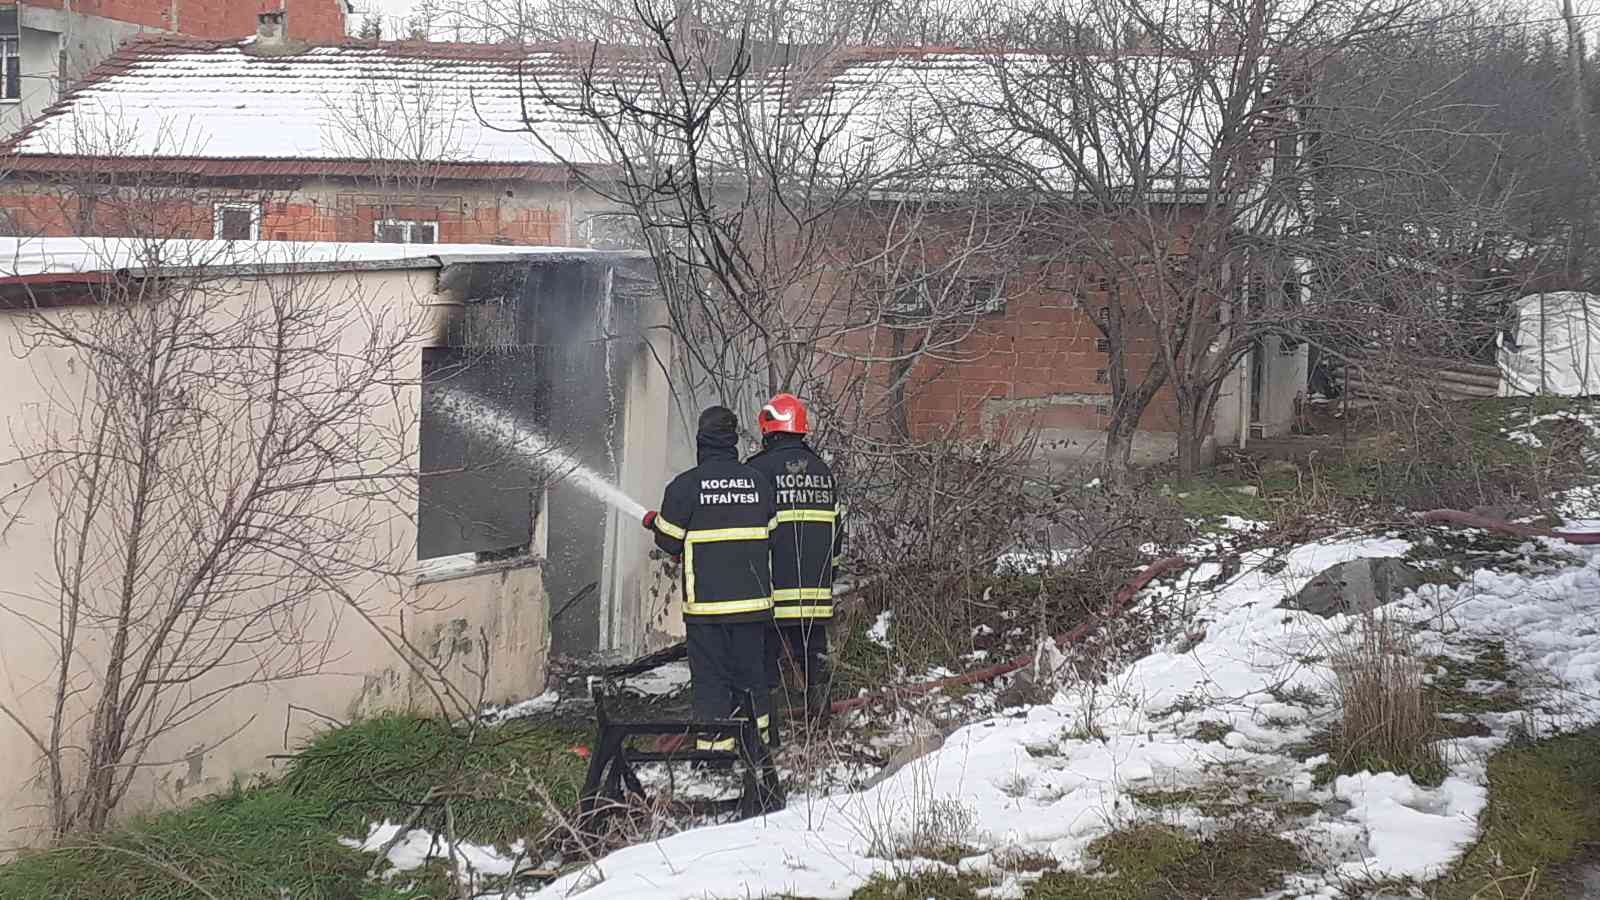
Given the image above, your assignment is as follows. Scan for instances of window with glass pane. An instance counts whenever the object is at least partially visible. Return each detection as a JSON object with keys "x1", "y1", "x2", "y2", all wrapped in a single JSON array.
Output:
[
  {"x1": 1, "y1": 6, "x2": 19, "y2": 102},
  {"x1": 375, "y1": 219, "x2": 437, "y2": 243}
]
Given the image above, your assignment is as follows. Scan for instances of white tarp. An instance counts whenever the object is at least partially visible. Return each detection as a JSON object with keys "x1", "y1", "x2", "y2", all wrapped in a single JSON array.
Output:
[{"x1": 1498, "y1": 291, "x2": 1600, "y2": 396}]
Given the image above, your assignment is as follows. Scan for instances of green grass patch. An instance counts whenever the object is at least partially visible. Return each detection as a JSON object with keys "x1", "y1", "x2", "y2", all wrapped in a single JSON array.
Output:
[
  {"x1": 1424, "y1": 640, "x2": 1522, "y2": 716},
  {"x1": 284, "y1": 712, "x2": 590, "y2": 845},
  {"x1": 851, "y1": 870, "x2": 985, "y2": 899},
  {"x1": 1026, "y1": 824, "x2": 1302, "y2": 899},
  {"x1": 1429, "y1": 728, "x2": 1600, "y2": 899},
  {"x1": 0, "y1": 782, "x2": 383, "y2": 900},
  {"x1": 0, "y1": 713, "x2": 589, "y2": 900}
]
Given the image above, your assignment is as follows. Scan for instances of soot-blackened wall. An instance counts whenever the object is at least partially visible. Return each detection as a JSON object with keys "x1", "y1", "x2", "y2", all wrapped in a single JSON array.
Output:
[{"x1": 419, "y1": 253, "x2": 652, "y2": 660}]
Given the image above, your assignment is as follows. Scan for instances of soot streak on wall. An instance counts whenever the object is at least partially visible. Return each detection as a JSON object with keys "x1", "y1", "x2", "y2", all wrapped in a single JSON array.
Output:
[{"x1": 419, "y1": 254, "x2": 652, "y2": 659}]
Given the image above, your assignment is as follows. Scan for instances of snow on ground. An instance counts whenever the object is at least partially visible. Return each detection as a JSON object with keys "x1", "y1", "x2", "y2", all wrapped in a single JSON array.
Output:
[
  {"x1": 866, "y1": 610, "x2": 893, "y2": 649},
  {"x1": 342, "y1": 821, "x2": 527, "y2": 883},
  {"x1": 1503, "y1": 408, "x2": 1600, "y2": 466},
  {"x1": 517, "y1": 525, "x2": 1600, "y2": 900}
]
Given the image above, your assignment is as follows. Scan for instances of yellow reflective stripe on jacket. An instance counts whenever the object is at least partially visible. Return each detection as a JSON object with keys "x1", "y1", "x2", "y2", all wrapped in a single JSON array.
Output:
[
  {"x1": 773, "y1": 587, "x2": 833, "y2": 602},
  {"x1": 683, "y1": 595, "x2": 774, "y2": 616},
  {"x1": 685, "y1": 526, "x2": 770, "y2": 543},
  {"x1": 775, "y1": 509, "x2": 838, "y2": 524},
  {"x1": 654, "y1": 516, "x2": 687, "y2": 540},
  {"x1": 697, "y1": 737, "x2": 736, "y2": 751},
  {"x1": 832, "y1": 555, "x2": 844, "y2": 566},
  {"x1": 775, "y1": 604, "x2": 834, "y2": 620}
]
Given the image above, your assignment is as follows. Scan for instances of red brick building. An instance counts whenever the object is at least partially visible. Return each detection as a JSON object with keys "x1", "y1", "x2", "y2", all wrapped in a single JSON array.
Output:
[
  {"x1": 20, "y1": 0, "x2": 350, "y2": 43},
  {"x1": 0, "y1": 32, "x2": 1303, "y2": 459}
]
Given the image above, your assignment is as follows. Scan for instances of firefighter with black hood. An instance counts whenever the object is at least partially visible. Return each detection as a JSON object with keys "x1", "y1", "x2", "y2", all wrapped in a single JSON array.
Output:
[
  {"x1": 641, "y1": 405, "x2": 777, "y2": 751},
  {"x1": 747, "y1": 393, "x2": 843, "y2": 735}
]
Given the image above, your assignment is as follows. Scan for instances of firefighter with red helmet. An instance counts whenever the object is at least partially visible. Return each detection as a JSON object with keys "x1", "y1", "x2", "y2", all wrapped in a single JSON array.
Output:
[
  {"x1": 641, "y1": 406, "x2": 778, "y2": 751},
  {"x1": 747, "y1": 393, "x2": 843, "y2": 735}
]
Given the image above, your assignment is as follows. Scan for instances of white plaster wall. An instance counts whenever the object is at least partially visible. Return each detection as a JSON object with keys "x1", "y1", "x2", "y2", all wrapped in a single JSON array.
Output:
[{"x1": 0, "y1": 264, "x2": 600, "y2": 844}]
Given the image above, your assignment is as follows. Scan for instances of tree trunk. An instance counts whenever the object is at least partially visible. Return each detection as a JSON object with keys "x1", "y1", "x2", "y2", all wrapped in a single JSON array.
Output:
[{"x1": 1174, "y1": 386, "x2": 1218, "y2": 479}]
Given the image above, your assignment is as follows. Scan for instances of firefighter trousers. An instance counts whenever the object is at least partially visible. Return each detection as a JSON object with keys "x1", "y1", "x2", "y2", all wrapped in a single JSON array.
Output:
[
  {"x1": 766, "y1": 620, "x2": 832, "y2": 743},
  {"x1": 685, "y1": 620, "x2": 773, "y2": 751}
]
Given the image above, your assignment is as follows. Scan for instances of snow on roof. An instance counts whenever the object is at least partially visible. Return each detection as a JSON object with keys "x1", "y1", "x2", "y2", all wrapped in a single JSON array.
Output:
[
  {"x1": 6, "y1": 37, "x2": 1239, "y2": 191},
  {"x1": 7, "y1": 39, "x2": 606, "y2": 167},
  {"x1": 0, "y1": 236, "x2": 620, "y2": 283}
]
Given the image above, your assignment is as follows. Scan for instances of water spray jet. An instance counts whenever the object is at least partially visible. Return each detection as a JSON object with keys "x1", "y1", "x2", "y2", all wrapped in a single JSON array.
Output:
[{"x1": 431, "y1": 388, "x2": 648, "y2": 521}]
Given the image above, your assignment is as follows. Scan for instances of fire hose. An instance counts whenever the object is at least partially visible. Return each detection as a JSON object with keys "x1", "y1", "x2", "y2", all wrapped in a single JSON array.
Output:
[
  {"x1": 1420, "y1": 509, "x2": 1600, "y2": 545},
  {"x1": 577, "y1": 508, "x2": 1595, "y2": 713},
  {"x1": 826, "y1": 508, "x2": 1600, "y2": 714}
]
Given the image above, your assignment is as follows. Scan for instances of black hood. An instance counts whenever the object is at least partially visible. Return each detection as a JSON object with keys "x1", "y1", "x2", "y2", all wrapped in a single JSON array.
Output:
[
  {"x1": 762, "y1": 431, "x2": 809, "y2": 452},
  {"x1": 696, "y1": 405, "x2": 740, "y2": 464}
]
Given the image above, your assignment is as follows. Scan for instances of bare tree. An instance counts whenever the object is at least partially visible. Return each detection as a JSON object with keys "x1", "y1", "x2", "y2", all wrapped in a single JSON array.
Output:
[
  {"x1": 931, "y1": 0, "x2": 1459, "y2": 474},
  {"x1": 321, "y1": 69, "x2": 473, "y2": 244},
  {"x1": 513, "y1": 4, "x2": 1038, "y2": 452},
  {"x1": 0, "y1": 237, "x2": 422, "y2": 837},
  {"x1": 408, "y1": 0, "x2": 984, "y2": 46}
]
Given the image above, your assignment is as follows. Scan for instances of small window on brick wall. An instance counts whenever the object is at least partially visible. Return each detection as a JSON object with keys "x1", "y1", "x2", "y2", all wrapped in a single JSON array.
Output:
[
  {"x1": 1098, "y1": 306, "x2": 1111, "y2": 323},
  {"x1": 376, "y1": 219, "x2": 437, "y2": 244},
  {"x1": 1096, "y1": 337, "x2": 1111, "y2": 353},
  {"x1": 965, "y1": 278, "x2": 1005, "y2": 316},
  {"x1": 213, "y1": 202, "x2": 261, "y2": 241},
  {"x1": 1095, "y1": 369, "x2": 1109, "y2": 384}
]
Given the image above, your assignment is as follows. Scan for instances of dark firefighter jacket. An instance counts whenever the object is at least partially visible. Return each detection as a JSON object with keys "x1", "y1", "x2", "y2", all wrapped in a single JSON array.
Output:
[
  {"x1": 746, "y1": 432, "x2": 843, "y2": 621},
  {"x1": 651, "y1": 426, "x2": 777, "y2": 624}
]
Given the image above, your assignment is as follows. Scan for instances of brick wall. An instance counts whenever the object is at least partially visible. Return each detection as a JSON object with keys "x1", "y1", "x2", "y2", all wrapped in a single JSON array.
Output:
[
  {"x1": 0, "y1": 182, "x2": 569, "y2": 247},
  {"x1": 884, "y1": 279, "x2": 1183, "y2": 441},
  {"x1": 21, "y1": 0, "x2": 349, "y2": 42}
]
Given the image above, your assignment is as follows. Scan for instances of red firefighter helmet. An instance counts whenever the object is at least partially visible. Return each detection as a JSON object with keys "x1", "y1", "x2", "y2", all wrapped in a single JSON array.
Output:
[{"x1": 758, "y1": 393, "x2": 809, "y2": 435}]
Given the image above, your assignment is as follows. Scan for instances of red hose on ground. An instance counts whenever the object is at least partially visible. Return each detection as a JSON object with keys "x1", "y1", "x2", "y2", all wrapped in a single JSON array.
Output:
[
  {"x1": 1421, "y1": 509, "x2": 1600, "y2": 545},
  {"x1": 829, "y1": 555, "x2": 1189, "y2": 715}
]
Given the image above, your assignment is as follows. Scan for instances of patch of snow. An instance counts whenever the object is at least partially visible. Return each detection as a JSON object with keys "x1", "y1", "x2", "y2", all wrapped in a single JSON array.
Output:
[
  {"x1": 623, "y1": 660, "x2": 692, "y2": 696},
  {"x1": 508, "y1": 526, "x2": 1600, "y2": 900},
  {"x1": 867, "y1": 610, "x2": 893, "y2": 649},
  {"x1": 478, "y1": 691, "x2": 561, "y2": 725},
  {"x1": 1331, "y1": 770, "x2": 1485, "y2": 880},
  {"x1": 995, "y1": 548, "x2": 1077, "y2": 575},
  {"x1": 343, "y1": 821, "x2": 525, "y2": 880}
]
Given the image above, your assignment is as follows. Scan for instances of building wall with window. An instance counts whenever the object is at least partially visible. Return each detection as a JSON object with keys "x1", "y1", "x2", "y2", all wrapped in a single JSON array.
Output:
[
  {"x1": 0, "y1": 239, "x2": 677, "y2": 844},
  {"x1": 0, "y1": 176, "x2": 586, "y2": 246}
]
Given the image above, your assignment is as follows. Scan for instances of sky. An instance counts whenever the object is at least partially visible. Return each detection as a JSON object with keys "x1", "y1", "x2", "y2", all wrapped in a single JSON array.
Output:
[{"x1": 349, "y1": 0, "x2": 423, "y2": 31}]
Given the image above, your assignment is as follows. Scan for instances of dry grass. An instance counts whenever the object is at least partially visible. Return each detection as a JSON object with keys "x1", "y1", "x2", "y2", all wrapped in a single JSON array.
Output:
[{"x1": 1327, "y1": 614, "x2": 1448, "y2": 785}]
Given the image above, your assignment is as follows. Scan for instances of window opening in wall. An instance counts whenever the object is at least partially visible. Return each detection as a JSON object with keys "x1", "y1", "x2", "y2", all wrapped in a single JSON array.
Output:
[
  {"x1": 376, "y1": 219, "x2": 438, "y2": 243},
  {"x1": 1094, "y1": 369, "x2": 1108, "y2": 383},
  {"x1": 1096, "y1": 338, "x2": 1111, "y2": 352},
  {"x1": 0, "y1": 6, "x2": 18, "y2": 103},
  {"x1": 965, "y1": 277, "x2": 1004, "y2": 315},
  {"x1": 1098, "y1": 306, "x2": 1111, "y2": 323},
  {"x1": 213, "y1": 202, "x2": 261, "y2": 241},
  {"x1": 579, "y1": 212, "x2": 646, "y2": 250}
]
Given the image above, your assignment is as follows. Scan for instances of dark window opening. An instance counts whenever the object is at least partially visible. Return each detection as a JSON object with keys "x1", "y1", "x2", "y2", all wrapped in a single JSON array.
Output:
[
  {"x1": 965, "y1": 277, "x2": 1004, "y2": 315},
  {"x1": 888, "y1": 281, "x2": 932, "y2": 317},
  {"x1": 1098, "y1": 306, "x2": 1111, "y2": 323},
  {"x1": 0, "y1": 7, "x2": 18, "y2": 102},
  {"x1": 1096, "y1": 338, "x2": 1111, "y2": 353},
  {"x1": 214, "y1": 203, "x2": 259, "y2": 241},
  {"x1": 1094, "y1": 369, "x2": 1108, "y2": 384}
]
